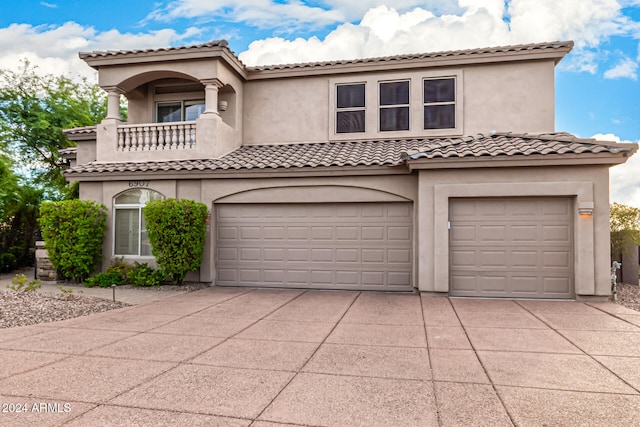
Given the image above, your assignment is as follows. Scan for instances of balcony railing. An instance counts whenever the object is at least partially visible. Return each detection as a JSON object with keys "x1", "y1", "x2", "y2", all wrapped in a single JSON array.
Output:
[{"x1": 117, "y1": 121, "x2": 196, "y2": 151}]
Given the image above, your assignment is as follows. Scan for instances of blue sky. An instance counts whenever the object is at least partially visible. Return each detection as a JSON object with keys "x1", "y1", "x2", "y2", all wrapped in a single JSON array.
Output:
[{"x1": 1, "y1": 0, "x2": 639, "y2": 206}]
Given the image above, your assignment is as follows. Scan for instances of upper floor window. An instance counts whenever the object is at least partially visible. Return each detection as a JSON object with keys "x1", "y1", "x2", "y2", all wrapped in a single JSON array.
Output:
[
  {"x1": 336, "y1": 83, "x2": 365, "y2": 133},
  {"x1": 329, "y1": 71, "x2": 462, "y2": 141},
  {"x1": 379, "y1": 80, "x2": 410, "y2": 131},
  {"x1": 423, "y1": 78, "x2": 456, "y2": 129},
  {"x1": 114, "y1": 189, "x2": 164, "y2": 257},
  {"x1": 156, "y1": 100, "x2": 205, "y2": 123}
]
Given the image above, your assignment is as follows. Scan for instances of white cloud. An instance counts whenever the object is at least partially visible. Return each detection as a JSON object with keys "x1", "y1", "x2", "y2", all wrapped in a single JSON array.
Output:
[
  {"x1": 604, "y1": 56, "x2": 639, "y2": 79},
  {"x1": 0, "y1": 22, "x2": 202, "y2": 80},
  {"x1": 240, "y1": 5, "x2": 514, "y2": 65},
  {"x1": 594, "y1": 133, "x2": 640, "y2": 208},
  {"x1": 147, "y1": 0, "x2": 345, "y2": 31},
  {"x1": 40, "y1": 2, "x2": 58, "y2": 8},
  {"x1": 239, "y1": 1, "x2": 640, "y2": 66}
]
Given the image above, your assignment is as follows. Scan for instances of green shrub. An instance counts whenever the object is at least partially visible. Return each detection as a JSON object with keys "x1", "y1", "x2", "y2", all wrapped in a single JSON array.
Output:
[
  {"x1": 84, "y1": 271, "x2": 124, "y2": 288},
  {"x1": 128, "y1": 262, "x2": 165, "y2": 287},
  {"x1": 39, "y1": 200, "x2": 107, "y2": 282},
  {"x1": 0, "y1": 252, "x2": 17, "y2": 273},
  {"x1": 106, "y1": 258, "x2": 133, "y2": 283},
  {"x1": 7, "y1": 274, "x2": 41, "y2": 292},
  {"x1": 144, "y1": 198, "x2": 207, "y2": 285}
]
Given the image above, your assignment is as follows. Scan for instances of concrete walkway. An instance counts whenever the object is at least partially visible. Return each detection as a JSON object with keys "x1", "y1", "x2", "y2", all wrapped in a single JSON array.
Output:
[
  {"x1": 0, "y1": 288, "x2": 639, "y2": 426},
  {"x1": 0, "y1": 270, "x2": 190, "y2": 305}
]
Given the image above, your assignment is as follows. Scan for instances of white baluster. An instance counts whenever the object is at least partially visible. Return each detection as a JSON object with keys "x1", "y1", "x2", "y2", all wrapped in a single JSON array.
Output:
[
  {"x1": 178, "y1": 124, "x2": 185, "y2": 149},
  {"x1": 123, "y1": 128, "x2": 129, "y2": 150},
  {"x1": 124, "y1": 128, "x2": 132, "y2": 151},
  {"x1": 170, "y1": 126, "x2": 177, "y2": 149},
  {"x1": 158, "y1": 125, "x2": 166, "y2": 150},
  {"x1": 143, "y1": 126, "x2": 150, "y2": 150},
  {"x1": 137, "y1": 128, "x2": 144, "y2": 151},
  {"x1": 117, "y1": 129, "x2": 124, "y2": 151},
  {"x1": 150, "y1": 125, "x2": 158, "y2": 150}
]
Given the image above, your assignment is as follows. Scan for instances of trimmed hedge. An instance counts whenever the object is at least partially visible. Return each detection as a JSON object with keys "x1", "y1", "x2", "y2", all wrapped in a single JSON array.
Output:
[
  {"x1": 39, "y1": 200, "x2": 107, "y2": 282},
  {"x1": 144, "y1": 198, "x2": 207, "y2": 285}
]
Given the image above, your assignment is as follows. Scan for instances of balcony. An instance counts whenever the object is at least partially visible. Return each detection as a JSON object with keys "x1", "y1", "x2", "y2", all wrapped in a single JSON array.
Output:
[
  {"x1": 117, "y1": 122, "x2": 197, "y2": 151},
  {"x1": 95, "y1": 113, "x2": 239, "y2": 163}
]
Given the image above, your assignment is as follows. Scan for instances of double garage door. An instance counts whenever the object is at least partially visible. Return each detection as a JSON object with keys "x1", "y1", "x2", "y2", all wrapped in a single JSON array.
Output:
[
  {"x1": 214, "y1": 197, "x2": 573, "y2": 297},
  {"x1": 449, "y1": 197, "x2": 574, "y2": 299},
  {"x1": 215, "y1": 203, "x2": 413, "y2": 291}
]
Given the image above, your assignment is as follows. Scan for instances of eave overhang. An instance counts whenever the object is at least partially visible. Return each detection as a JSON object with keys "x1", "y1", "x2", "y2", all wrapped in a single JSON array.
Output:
[
  {"x1": 79, "y1": 41, "x2": 248, "y2": 80},
  {"x1": 64, "y1": 132, "x2": 636, "y2": 182},
  {"x1": 246, "y1": 41, "x2": 574, "y2": 80}
]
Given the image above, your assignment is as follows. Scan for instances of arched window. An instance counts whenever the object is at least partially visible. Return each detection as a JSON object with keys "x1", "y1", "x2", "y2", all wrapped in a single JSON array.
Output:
[{"x1": 113, "y1": 189, "x2": 164, "y2": 256}]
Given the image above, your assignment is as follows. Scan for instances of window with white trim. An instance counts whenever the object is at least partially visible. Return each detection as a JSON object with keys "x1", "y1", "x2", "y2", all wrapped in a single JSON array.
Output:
[
  {"x1": 336, "y1": 83, "x2": 365, "y2": 133},
  {"x1": 113, "y1": 189, "x2": 164, "y2": 256},
  {"x1": 423, "y1": 77, "x2": 456, "y2": 129},
  {"x1": 379, "y1": 80, "x2": 410, "y2": 131}
]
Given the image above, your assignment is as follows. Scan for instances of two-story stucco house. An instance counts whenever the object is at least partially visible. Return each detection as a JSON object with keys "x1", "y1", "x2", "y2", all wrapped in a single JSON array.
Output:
[{"x1": 63, "y1": 39, "x2": 637, "y2": 299}]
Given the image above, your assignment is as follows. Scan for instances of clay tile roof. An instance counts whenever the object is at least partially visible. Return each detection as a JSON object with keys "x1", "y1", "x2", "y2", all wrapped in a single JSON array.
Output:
[
  {"x1": 401, "y1": 132, "x2": 631, "y2": 160},
  {"x1": 79, "y1": 40, "x2": 231, "y2": 59},
  {"x1": 248, "y1": 41, "x2": 574, "y2": 71},
  {"x1": 64, "y1": 132, "x2": 635, "y2": 176},
  {"x1": 63, "y1": 126, "x2": 97, "y2": 135},
  {"x1": 58, "y1": 147, "x2": 77, "y2": 156}
]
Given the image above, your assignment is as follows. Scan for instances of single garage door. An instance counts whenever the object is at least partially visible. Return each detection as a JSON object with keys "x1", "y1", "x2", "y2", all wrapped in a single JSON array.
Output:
[
  {"x1": 449, "y1": 197, "x2": 573, "y2": 298},
  {"x1": 216, "y1": 203, "x2": 413, "y2": 291}
]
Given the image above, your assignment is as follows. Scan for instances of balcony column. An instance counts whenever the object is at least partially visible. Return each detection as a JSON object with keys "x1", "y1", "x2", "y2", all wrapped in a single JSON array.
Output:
[
  {"x1": 201, "y1": 79, "x2": 223, "y2": 115},
  {"x1": 104, "y1": 86, "x2": 123, "y2": 121}
]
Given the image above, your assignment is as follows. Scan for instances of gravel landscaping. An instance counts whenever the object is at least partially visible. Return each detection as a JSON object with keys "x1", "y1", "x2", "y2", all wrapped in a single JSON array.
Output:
[
  {"x1": 0, "y1": 290, "x2": 130, "y2": 329},
  {"x1": 615, "y1": 283, "x2": 640, "y2": 312}
]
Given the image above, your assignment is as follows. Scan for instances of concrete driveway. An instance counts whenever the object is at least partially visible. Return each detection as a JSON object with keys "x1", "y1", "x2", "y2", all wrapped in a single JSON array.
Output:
[{"x1": 0, "y1": 288, "x2": 639, "y2": 426}]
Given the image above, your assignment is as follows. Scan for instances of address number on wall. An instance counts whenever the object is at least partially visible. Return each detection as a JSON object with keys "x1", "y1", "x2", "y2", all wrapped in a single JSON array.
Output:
[{"x1": 128, "y1": 181, "x2": 150, "y2": 188}]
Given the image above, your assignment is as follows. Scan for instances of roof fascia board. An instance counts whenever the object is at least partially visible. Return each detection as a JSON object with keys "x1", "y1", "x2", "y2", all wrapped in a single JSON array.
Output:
[
  {"x1": 65, "y1": 165, "x2": 411, "y2": 181},
  {"x1": 64, "y1": 134, "x2": 95, "y2": 142}
]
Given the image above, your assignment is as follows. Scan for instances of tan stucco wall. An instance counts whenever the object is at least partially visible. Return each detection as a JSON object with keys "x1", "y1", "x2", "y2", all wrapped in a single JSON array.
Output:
[
  {"x1": 243, "y1": 77, "x2": 329, "y2": 144},
  {"x1": 416, "y1": 165, "x2": 611, "y2": 297},
  {"x1": 79, "y1": 182, "x2": 103, "y2": 204},
  {"x1": 89, "y1": 174, "x2": 418, "y2": 284},
  {"x1": 463, "y1": 61, "x2": 555, "y2": 134},
  {"x1": 83, "y1": 162, "x2": 610, "y2": 297},
  {"x1": 98, "y1": 60, "x2": 239, "y2": 92},
  {"x1": 242, "y1": 59, "x2": 556, "y2": 145}
]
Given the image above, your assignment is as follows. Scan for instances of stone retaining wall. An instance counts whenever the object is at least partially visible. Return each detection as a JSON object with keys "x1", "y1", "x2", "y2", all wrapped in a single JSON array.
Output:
[{"x1": 35, "y1": 241, "x2": 57, "y2": 281}]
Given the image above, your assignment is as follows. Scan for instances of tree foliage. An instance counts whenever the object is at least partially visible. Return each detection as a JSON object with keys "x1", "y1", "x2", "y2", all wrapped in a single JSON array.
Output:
[
  {"x1": 610, "y1": 202, "x2": 640, "y2": 259},
  {"x1": 0, "y1": 154, "x2": 43, "y2": 270},
  {"x1": 0, "y1": 61, "x2": 106, "y2": 195},
  {"x1": 144, "y1": 199, "x2": 208, "y2": 285},
  {"x1": 0, "y1": 61, "x2": 108, "y2": 272},
  {"x1": 39, "y1": 200, "x2": 107, "y2": 282}
]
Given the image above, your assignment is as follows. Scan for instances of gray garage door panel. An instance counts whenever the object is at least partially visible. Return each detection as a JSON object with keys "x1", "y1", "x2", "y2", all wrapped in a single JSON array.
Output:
[
  {"x1": 216, "y1": 203, "x2": 413, "y2": 291},
  {"x1": 449, "y1": 197, "x2": 573, "y2": 298}
]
